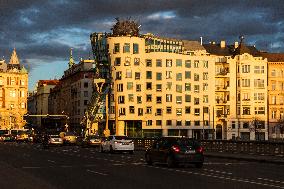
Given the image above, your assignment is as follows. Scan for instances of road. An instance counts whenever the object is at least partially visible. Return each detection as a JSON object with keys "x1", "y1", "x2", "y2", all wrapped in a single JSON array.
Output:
[{"x1": 0, "y1": 142, "x2": 283, "y2": 189}]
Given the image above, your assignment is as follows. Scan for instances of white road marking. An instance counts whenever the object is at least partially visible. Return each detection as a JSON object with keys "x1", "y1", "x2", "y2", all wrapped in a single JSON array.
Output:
[
  {"x1": 257, "y1": 178, "x2": 284, "y2": 184},
  {"x1": 22, "y1": 166, "x2": 42, "y2": 169},
  {"x1": 47, "y1": 160, "x2": 56, "y2": 163},
  {"x1": 86, "y1": 169, "x2": 108, "y2": 176}
]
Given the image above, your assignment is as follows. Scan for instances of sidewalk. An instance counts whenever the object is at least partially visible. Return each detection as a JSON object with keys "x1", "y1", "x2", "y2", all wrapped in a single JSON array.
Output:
[{"x1": 204, "y1": 151, "x2": 284, "y2": 164}]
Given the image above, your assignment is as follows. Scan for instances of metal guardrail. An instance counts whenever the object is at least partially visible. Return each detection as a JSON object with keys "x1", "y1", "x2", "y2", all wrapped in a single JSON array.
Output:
[{"x1": 132, "y1": 138, "x2": 284, "y2": 156}]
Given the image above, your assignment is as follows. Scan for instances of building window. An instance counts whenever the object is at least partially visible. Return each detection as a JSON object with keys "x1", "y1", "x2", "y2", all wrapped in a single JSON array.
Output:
[
  {"x1": 84, "y1": 100, "x2": 88, "y2": 105},
  {"x1": 185, "y1": 71, "x2": 191, "y2": 79},
  {"x1": 185, "y1": 120, "x2": 191, "y2": 126},
  {"x1": 114, "y1": 43, "x2": 120, "y2": 53},
  {"x1": 272, "y1": 110, "x2": 276, "y2": 119},
  {"x1": 136, "y1": 84, "x2": 141, "y2": 92},
  {"x1": 156, "y1": 96, "x2": 162, "y2": 104},
  {"x1": 166, "y1": 120, "x2": 172, "y2": 126},
  {"x1": 115, "y1": 57, "x2": 121, "y2": 66},
  {"x1": 203, "y1": 72, "x2": 208, "y2": 80},
  {"x1": 243, "y1": 122, "x2": 249, "y2": 129},
  {"x1": 242, "y1": 65, "x2": 250, "y2": 73},
  {"x1": 254, "y1": 79, "x2": 264, "y2": 88},
  {"x1": 254, "y1": 93, "x2": 264, "y2": 100},
  {"x1": 146, "y1": 59, "x2": 152, "y2": 67},
  {"x1": 243, "y1": 107, "x2": 250, "y2": 115},
  {"x1": 137, "y1": 96, "x2": 142, "y2": 104},
  {"x1": 203, "y1": 95, "x2": 208, "y2": 103},
  {"x1": 146, "y1": 71, "x2": 152, "y2": 79},
  {"x1": 185, "y1": 95, "x2": 191, "y2": 102},
  {"x1": 134, "y1": 72, "x2": 140, "y2": 80},
  {"x1": 127, "y1": 82, "x2": 133, "y2": 90},
  {"x1": 156, "y1": 108, "x2": 162, "y2": 116},
  {"x1": 126, "y1": 70, "x2": 132, "y2": 78},
  {"x1": 156, "y1": 84, "x2": 162, "y2": 92},
  {"x1": 194, "y1": 97, "x2": 199, "y2": 105},
  {"x1": 146, "y1": 94, "x2": 152, "y2": 102},
  {"x1": 194, "y1": 108, "x2": 200, "y2": 116},
  {"x1": 194, "y1": 73, "x2": 199, "y2": 81},
  {"x1": 156, "y1": 120, "x2": 162, "y2": 126},
  {"x1": 146, "y1": 106, "x2": 152, "y2": 114},
  {"x1": 133, "y1": 43, "x2": 139, "y2": 54},
  {"x1": 176, "y1": 108, "x2": 182, "y2": 116},
  {"x1": 84, "y1": 82, "x2": 88, "y2": 88},
  {"x1": 156, "y1": 59, "x2": 162, "y2": 67},
  {"x1": 84, "y1": 91, "x2": 88, "y2": 97},
  {"x1": 194, "y1": 85, "x2": 200, "y2": 93},
  {"x1": 119, "y1": 108, "x2": 125, "y2": 116},
  {"x1": 146, "y1": 120, "x2": 152, "y2": 126},
  {"x1": 176, "y1": 84, "x2": 182, "y2": 93},
  {"x1": 156, "y1": 72, "x2": 162, "y2": 80},
  {"x1": 166, "y1": 71, "x2": 172, "y2": 79},
  {"x1": 129, "y1": 106, "x2": 135, "y2": 114},
  {"x1": 166, "y1": 59, "x2": 172, "y2": 67},
  {"x1": 185, "y1": 60, "x2": 191, "y2": 68},
  {"x1": 118, "y1": 96, "x2": 125, "y2": 104},
  {"x1": 194, "y1": 121, "x2": 200, "y2": 126},
  {"x1": 203, "y1": 61, "x2": 208, "y2": 68},
  {"x1": 128, "y1": 94, "x2": 134, "y2": 102},
  {"x1": 185, "y1": 83, "x2": 191, "y2": 91},
  {"x1": 242, "y1": 79, "x2": 250, "y2": 87},
  {"x1": 271, "y1": 69, "x2": 276, "y2": 77},
  {"x1": 123, "y1": 43, "x2": 130, "y2": 53},
  {"x1": 116, "y1": 71, "x2": 122, "y2": 80},
  {"x1": 255, "y1": 107, "x2": 265, "y2": 115},
  {"x1": 166, "y1": 106, "x2": 172, "y2": 114},
  {"x1": 138, "y1": 108, "x2": 143, "y2": 116},
  {"x1": 146, "y1": 82, "x2": 152, "y2": 90},
  {"x1": 117, "y1": 84, "x2": 123, "y2": 92},
  {"x1": 194, "y1": 60, "x2": 199, "y2": 68},
  {"x1": 21, "y1": 103, "x2": 25, "y2": 109},
  {"x1": 176, "y1": 96, "x2": 182, "y2": 104},
  {"x1": 185, "y1": 106, "x2": 191, "y2": 114},
  {"x1": 254, "y1": 66, "x2": 264, "y2": 74},
  {"x1": 134, "y1": 58, "x2": 140, "y2": 66},
  {"x1": 166, "y1": 94, "x2": 172, "y2": 102},
  {"x1": 176, "y1": 59, "x2": 182, "y2": 67},
  {"x1": 166, "y1": 82, "x2": 172, "y2": 90},
  {"x1": 272, "y1": 96, "x2": 276, "y2": 104}
]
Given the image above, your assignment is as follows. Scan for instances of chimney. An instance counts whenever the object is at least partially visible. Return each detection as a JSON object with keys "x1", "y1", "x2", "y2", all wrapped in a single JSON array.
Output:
[
  {"x1": 220, "y1": 40, "x2": 226, "y2": 48},
  {"x1": 234, "y1": 42, "x2": 239, "y2": 48}
]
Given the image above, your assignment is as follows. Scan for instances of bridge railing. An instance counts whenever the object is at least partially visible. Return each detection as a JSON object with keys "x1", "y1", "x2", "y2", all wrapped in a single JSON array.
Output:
[{"x1": 131, "y1": 138, "x2": 284, "y2": 156}]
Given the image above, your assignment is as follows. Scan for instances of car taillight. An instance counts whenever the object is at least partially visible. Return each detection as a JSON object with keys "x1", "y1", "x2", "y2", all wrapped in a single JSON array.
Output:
[
  {"x1": 172, "y1": 145, "x2": 180, "y2": 153},
  {"x1": 196, "y1": 147, "x2": 204, "y2": 153}
]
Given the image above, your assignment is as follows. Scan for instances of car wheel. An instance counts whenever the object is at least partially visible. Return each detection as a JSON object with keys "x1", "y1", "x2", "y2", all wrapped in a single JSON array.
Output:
[
  {"x1": 145, "y1": 154, "x2": 153, "y2": 165},
  {"x1": 167, "y1": 156, "x2": 176, "y2": 168},
  {"x1": 110, "y1": 146, "x2": 114, "y2": 154},
  {"x1": 195, "y1": 163, "x2": 203, "y2": 168}
]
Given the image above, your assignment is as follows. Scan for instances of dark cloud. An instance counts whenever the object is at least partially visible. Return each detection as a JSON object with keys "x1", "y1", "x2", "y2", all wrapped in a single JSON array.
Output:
[{"x1": 0, "y1": 0, "x2": 284, "y2": 70}]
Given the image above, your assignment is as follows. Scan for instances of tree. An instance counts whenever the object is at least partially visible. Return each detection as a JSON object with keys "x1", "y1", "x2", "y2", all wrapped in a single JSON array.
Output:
[{"x1": 250, "y1": 118, "x2": 265, "y2": 141}]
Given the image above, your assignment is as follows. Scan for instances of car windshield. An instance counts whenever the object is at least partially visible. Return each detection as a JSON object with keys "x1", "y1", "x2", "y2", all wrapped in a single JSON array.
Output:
[{"x1": 114, "y1": 136, "x2": 128, "y2": 140}]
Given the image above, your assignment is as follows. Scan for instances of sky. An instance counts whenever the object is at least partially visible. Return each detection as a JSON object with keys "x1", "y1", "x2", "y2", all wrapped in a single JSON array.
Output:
[{"x1": 0, "y1": 0, "x2": 284, "y2": 90}]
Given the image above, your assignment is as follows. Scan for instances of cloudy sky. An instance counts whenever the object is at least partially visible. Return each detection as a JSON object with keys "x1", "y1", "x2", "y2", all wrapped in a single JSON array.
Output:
[{"x1": 0, "y1": 0, "x2": 283, "y2": 90}]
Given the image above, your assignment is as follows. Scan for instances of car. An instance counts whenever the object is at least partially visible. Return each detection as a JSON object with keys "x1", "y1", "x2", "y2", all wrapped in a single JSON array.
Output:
[
  {"x1": 100, "y1": 135, "x2": 134, "y2": 154},
  {"x1": 81, "y1": 135, "x2": 102, "y2": 147},
  {"x1": 61, "y1": 132, "x2": 77, "y2": 145},
  {"x1": 42, "y1": 134, "x2": 63, "y2": 148},
  {"x1": 16, "y1": 130, "x2": 29, "y2": 142},
  {"x1": 2, "y1": 134, "x2": 13, "y2": 142},
  {"x1": 0, "y1": 130, "x2": 9, "y2": 141},
  {"x1": 145, "y1": 136, "x2": 204, "y2": 168}
]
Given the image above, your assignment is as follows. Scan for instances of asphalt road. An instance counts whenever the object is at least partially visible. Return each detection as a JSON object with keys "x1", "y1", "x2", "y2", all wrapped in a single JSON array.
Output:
[{"x1": 0, "y1": 142, "x2": 283, "y2": 189}]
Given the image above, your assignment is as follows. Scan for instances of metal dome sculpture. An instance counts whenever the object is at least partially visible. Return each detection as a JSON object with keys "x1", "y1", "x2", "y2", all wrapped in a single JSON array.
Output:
[{"x1": 111, "y1": 17, "x2": 140, "y2": 37}]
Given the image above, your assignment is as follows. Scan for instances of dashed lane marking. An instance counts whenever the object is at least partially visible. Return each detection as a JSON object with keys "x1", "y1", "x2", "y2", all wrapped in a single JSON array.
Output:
[{"x1": 86, "y1": 169, "x2": 108, "y2": 176}]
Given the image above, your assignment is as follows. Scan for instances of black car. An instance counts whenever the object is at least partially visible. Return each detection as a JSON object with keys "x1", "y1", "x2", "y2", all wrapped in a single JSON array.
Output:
[{"x1": 145, "y1": 137, "x2": 204, "y2": 168}]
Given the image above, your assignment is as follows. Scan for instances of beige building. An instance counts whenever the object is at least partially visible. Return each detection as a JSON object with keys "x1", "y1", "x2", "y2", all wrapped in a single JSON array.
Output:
[
  {"x1": 204, "y1": 40, "x2": 268, "y2": 140},
  {"x1": 261, "y1": 53, "x2": 284, "y2": 139},
  {"x1": 91, "y1": 32, "x2": 216, "y2": 138},
  {"x1": 0, "y1": 49, "x2": 28, "y2": 130}
]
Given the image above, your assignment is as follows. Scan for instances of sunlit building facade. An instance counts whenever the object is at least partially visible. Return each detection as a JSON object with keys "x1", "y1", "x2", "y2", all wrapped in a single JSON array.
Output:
[{"x1": 0, "y1": 49, "x2": 28, "y2": 130}]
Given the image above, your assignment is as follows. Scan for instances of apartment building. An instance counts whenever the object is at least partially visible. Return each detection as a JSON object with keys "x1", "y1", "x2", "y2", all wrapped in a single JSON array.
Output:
[
  {"x1": 261, "y1": 52, "x2": 284, "y2": 139},
  {"x1": 204, "y1": 39, "x2": 268, "y2": 140},
  {"x1": 0, "y1": 49, "x2": 28, "y2": 129},
  {"x1": 91, "y1": 32, "x2": 216, "y2": 138},
  {"x1": 48, "y1": 54, "x2": 95, "y2": 132}
]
